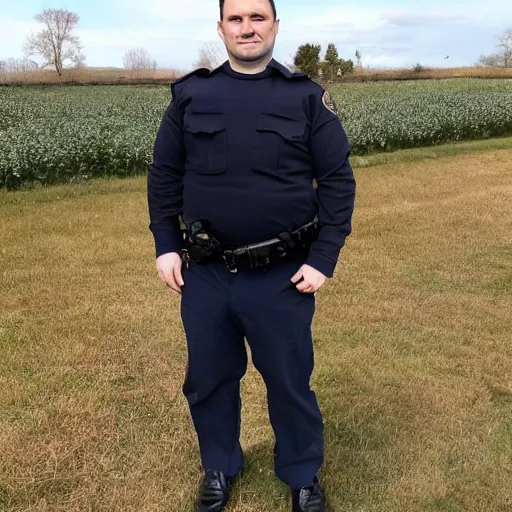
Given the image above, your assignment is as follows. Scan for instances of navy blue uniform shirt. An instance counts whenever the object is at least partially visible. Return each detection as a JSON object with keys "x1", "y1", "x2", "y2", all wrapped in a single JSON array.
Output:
[{"x1": 147, "y1": 59, "x2": 356, "y2": 277}]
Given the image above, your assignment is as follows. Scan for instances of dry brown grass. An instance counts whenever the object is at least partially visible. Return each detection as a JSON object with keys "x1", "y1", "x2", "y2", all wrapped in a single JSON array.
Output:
[
  {"x1": 0, "y1": 67, "x2": 183, "y2": 86},
  {"x1": 2, "y1": 65, "x2": 512, "y2": 86},
  {"x1": 1, "y1": 147, "x2": 511, "y2": 511},
  {"x1": 348, "y1": 66, "x2": 512, "y2": 82}
]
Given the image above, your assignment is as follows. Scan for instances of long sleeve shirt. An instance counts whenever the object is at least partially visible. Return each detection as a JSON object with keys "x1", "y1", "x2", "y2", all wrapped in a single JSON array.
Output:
[{"x1": 147, "y1": 59, "x2": 356, "y2": 278}]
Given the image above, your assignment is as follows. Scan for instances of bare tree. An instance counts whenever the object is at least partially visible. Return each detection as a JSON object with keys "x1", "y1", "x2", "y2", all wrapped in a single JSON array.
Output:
[
  {"x1": 193, "y1": 42, "x2": 226, "y2": 70},
  {"x1": 0, "y1": 58, "x2": 39, "y2": 83},
  {"x1": 477, "y1": 27, "x2": 512, "y2": 67},
  {"x1": 5, "y1": 57, "x2": 39, "y2": 72},
  {"x1": 497, "y1": 28, "x2": 512, "y2": 67},
  {"x1": 122, "y1": 47, "x2": 157, "y2": 78},
  {"x1": 24, "y1": 9, "x2": 84, "y2": 76}
]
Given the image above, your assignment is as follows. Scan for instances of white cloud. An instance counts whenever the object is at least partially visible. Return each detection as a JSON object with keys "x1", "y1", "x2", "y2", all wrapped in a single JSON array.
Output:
[
  {"x1": 113, "y1": 0, "x2": 219, "y2": 22},
  {"x1": 75, "y1": 26, "x2": 221, "y2": 69},
  {"x1": 384, "y1": 11, "x2": 475, "y2": 26},
  {"x1": 284, "y1": 5, "x2": 388, "y2": 32},
  {"x1": 70, "y1": 0, "x2": 223, "y2": 68},
  {"x1": 0, "y1": 18, "x2": 40, "y2": 60},
  {"x1": 78, "y1": 25, "x2": 212, "y2": 50}
]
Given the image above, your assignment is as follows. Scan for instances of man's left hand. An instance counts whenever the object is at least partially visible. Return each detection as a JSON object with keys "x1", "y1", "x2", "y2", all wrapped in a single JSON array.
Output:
[{"x1": 291, "y1": 264, "x2": 327, "y2": 293}]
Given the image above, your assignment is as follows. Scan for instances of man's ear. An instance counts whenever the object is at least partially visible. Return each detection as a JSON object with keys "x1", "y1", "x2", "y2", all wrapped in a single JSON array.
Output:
[
  {"x1": 217, "y1": 21, "x2": 225, "y2": 43},
  {"x1": 274, "y1": 19, "x2": 280, "y2": 35}
]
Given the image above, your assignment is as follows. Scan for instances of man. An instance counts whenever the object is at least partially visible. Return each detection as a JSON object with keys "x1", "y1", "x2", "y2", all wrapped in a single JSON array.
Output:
[{"x1": 147, "y1": 0, "x2": 356, "y2": 510}]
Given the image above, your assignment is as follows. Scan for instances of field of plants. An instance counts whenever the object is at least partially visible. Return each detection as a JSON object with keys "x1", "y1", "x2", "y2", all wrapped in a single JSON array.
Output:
[{"x1": 1, "y1": 78, "x2": 512, "y2": 189}]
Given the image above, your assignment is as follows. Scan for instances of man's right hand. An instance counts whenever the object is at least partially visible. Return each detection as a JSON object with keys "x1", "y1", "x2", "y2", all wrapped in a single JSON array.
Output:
[{"x1": 156, "y1": 252, "x2": 184, "y2": 293}]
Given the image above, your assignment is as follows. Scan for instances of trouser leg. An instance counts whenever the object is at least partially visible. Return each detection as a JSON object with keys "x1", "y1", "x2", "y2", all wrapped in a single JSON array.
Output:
[
  {"x1": 180, "y1": 262, "x2": 247, "y2": 477},
  {"x1": 232, "y1": 258, "x2": 324, "y2": 489}
]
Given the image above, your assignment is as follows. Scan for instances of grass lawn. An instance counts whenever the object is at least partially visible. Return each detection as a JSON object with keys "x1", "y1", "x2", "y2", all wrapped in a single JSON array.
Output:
[{"x1": 1, "y1": 142, "x2": 511, "y2": 511}]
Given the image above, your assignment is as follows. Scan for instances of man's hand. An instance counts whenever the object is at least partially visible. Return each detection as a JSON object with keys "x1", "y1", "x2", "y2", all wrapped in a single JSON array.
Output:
[
  {"x1": 156, "y1": 252, "x2": 184, "y2": 293},
  {"x1": 291, "y1": 264, "x2": 326, "y2": 293}
]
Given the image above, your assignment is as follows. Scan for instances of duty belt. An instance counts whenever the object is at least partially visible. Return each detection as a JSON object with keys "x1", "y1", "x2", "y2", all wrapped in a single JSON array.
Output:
[{"x1": 181, "y1": 218, "x2": 318, "y2": 274}]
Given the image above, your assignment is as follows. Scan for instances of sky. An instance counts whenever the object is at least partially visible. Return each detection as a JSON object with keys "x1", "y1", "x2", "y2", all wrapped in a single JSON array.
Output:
[{"x1": 1, "y1": 0, "x2": 511, "y2": 71}]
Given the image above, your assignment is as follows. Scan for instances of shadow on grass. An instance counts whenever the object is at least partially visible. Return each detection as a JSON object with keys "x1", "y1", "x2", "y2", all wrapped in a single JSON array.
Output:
[
  {"x1": 227, "y1": 440, "x2": 293, "y2": 511},
  {"x1": 219, "y1": 400, "x2": 407, "y2": 512}
]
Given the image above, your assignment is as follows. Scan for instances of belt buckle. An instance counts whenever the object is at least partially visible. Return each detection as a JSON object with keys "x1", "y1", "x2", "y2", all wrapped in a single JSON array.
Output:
[
  {"x1": 223, "y1": 251, "x2": 238, "y2": 274},
  {"x1": 248, "y1": 248, "x2": 272, "y2": 269}
]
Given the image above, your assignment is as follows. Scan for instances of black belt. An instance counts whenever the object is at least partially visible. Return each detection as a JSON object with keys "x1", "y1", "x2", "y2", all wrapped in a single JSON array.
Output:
[{"x1": 181, "y1": 218, "x2": 318, "y2": 274}]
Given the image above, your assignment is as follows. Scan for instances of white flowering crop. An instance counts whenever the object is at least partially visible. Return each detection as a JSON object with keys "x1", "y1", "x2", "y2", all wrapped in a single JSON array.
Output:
[
  {"x1": 332, "y1": 78, "x2": 512, "y2": 154},
  {"x1": 1, "y1": 79, "x2": 511, "y2": 189}
]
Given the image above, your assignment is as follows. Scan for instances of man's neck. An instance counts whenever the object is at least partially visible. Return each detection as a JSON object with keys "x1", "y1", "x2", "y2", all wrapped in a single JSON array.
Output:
[{"x1": 227, "y1": 55, "x2": 273, "y2": 74}]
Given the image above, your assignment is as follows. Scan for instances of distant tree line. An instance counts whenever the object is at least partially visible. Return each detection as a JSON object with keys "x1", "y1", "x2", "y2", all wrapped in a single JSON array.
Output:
[
  {"x1": 2, "y1": 7, "x2": 511, "y2": 79},
  {"x1": 292, "y1": 43, "x2": 356, "y2": 80},
  {"x1": 191, "y1": 41, "x2": 359, "y2": 81},
  {"x1": 0, "y1": 5, "x2": 361, "y2": 82},
  {"x1": 0, "y1": 8, "x2": 158, "y2": 78}
]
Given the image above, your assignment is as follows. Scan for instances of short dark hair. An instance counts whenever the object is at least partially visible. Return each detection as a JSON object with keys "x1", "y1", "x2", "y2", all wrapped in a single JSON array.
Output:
[{"x1": 219, "y1": 0, "x2": 277, "y2": 20}]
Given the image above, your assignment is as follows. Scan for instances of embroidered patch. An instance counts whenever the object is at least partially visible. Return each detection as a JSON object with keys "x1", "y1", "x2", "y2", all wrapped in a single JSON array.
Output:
[{"x1": 322, "y1": 90, "x2": 338, "y2": 115}]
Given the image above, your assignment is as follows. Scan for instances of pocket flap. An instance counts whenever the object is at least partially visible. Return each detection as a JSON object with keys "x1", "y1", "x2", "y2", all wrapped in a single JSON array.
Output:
[
  {"x1": 185, "y1": 112, "x2": 226, "y2": 135},
  {"x1": 257, "y1": 113, "x2": 306, "y2": 141}
]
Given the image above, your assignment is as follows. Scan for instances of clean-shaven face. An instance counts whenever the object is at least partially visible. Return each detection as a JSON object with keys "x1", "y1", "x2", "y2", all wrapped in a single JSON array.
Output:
[{"x1": 217, "y1": 0, "x2": 279, "y2": 64}]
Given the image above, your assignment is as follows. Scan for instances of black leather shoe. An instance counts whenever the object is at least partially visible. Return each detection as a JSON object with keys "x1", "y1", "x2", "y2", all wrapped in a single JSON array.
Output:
[
  {"x1": 291, "y1": 476, "x2": 326, "y2": 512},
  {"x1": 195, "y1": 470, "x2": 236, "y2": 512}
]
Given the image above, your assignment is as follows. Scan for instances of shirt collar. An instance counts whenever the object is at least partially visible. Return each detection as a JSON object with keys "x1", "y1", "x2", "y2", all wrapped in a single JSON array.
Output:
[
  {"x1": 268, "y1": 59, "x2": 294, "y2": 78},
  {"x1": 212, "y1": 58, "x2": 305, "y2": 80}
]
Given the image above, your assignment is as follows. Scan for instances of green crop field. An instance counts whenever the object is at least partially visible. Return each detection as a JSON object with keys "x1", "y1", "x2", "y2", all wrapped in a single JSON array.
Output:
[
  {"x1": 1, "y1": 79, "x2": 512, "y2": 189},
  {"x1": 332, "y1": 79, "x2": 512, "y2": 154}
]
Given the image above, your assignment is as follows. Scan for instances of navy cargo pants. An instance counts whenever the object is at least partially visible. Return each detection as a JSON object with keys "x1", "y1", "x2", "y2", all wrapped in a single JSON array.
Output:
[{"x1": 180, "y1": 254, "x2": 324, "y2": 489}]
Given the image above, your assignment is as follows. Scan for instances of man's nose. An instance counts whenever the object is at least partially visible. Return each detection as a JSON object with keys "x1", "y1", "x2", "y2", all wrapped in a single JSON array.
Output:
[{"x1": 241, "y1": 19, "x2": 253, "y2": 36}]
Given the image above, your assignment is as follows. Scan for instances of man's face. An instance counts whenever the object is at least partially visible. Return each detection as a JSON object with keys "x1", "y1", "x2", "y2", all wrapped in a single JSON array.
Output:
[{"x1": 217, "y1": 0, "x2": 279, "y2": 64}]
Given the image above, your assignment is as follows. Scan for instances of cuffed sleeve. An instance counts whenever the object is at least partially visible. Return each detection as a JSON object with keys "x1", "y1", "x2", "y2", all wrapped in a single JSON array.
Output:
[
  {"x1": 147, "y1": 97, "x2": 185, "y2": 258},
  {"x1": 305, "y1": 91, "x2": 356, "y2": 278}
]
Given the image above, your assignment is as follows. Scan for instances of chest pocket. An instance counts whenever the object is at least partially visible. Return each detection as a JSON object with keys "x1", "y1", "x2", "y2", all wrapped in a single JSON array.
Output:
[
  {"x1": 254, "y1": 113, "x2": 309, "y2": 173},
  {"x1": 184, "y1": 111, "x2": 226, "y2": 175}
]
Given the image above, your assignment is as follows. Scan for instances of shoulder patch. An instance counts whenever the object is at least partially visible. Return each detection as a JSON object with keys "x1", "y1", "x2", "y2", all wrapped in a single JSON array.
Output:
[{"x1": 322, "y1": 90, "x2": 338, "y2": 115}]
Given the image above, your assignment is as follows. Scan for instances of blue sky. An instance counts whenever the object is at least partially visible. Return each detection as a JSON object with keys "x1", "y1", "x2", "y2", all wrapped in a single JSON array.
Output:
[{"x1": 1, "y1": 0, "x2": 511, "y2": 70}]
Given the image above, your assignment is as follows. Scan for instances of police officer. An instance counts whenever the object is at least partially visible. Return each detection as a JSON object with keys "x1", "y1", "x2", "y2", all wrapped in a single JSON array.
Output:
[{"x1": 147, "y1": 0, "x2": 356, "y2": 510}]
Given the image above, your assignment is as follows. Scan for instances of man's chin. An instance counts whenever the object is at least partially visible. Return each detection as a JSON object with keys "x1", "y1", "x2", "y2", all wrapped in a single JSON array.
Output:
[{"x1": 233, "y1": 49, "x2": 271, "y2": 63}]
